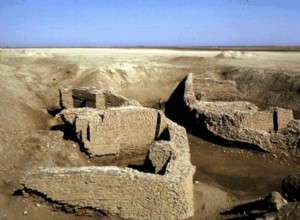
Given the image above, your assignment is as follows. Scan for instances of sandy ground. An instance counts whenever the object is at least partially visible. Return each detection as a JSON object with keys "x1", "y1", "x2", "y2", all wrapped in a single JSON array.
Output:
[{"x1": 0, "y1": 48, "x2": 299, "y2": 219}]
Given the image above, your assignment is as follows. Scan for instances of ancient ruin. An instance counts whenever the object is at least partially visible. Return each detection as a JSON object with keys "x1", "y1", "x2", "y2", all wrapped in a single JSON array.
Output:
[
  {"x1": 21, "y1": 87, "x2": 195, "y2": 220},
  {"x1": 182, "y1": 73, "x2": 300, "y2": 156}
]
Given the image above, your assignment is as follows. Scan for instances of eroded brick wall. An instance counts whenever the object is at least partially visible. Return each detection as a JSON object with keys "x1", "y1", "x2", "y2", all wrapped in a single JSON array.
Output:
[{"x1": 62, "y1": 107, "x2": 168, "y2": 156}]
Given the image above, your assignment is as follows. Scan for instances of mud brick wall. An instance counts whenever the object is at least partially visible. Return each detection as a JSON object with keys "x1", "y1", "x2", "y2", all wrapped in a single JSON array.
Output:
[
  {"x1": 22, "y1": 118, "x2": 195, "y2": 220},
  {"x1": 62, "y1": 107, "x2": 168, "y2": 156},
  {"x1": 192, "y1": 77, "x2": 238, "y2": 101}
]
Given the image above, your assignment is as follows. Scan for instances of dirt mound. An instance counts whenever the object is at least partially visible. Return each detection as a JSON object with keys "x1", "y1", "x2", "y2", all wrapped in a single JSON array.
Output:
[{"x1": 215, "y1": 50, "x2": 256, "y2": 59}]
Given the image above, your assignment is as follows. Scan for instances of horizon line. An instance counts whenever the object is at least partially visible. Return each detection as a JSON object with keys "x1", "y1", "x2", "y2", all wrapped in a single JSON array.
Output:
[{"x1": 2, "y1": 45, "x2": 300, "y2": 51}]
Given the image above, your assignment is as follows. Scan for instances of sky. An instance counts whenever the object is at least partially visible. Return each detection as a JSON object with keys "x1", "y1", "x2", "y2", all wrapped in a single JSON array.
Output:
[{"x1": 0, "y1": 0, "x2": 300, "y2": 47}]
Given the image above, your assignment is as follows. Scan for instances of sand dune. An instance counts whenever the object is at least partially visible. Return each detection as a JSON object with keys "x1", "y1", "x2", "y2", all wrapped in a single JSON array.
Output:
[{"x1": 215, "y1": 50, "x2": 257, "y2": 58}]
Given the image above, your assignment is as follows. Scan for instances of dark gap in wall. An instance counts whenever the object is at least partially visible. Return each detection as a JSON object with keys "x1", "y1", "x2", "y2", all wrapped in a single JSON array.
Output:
[
  {"x1": 73, "y1": 97, "x2": 87, "y2": 108},
  {"x1": 47, "y1": 108, "x2": 62, "y2": 116},
  {"x1": 157, "y1": 156, "x2": 171, "y2": 175},
  {"x1": 273, "y1": 110, "x2": 279, "y2": 131},
  {"x1": 157, "y1": 127, "x2": 170, "y2": 141},
  {"x1": 87, "y1": 125, "x2": 90, "y2": 141},
  {"x1": 293, "y1": 110, "x2": 300, "y2": 120},
  {"x1": 128, "y1": 152, "x2": 155, "y2": 174},
  {"x1": 154, "y1": 112, "x2": 161, "y2": 140}
]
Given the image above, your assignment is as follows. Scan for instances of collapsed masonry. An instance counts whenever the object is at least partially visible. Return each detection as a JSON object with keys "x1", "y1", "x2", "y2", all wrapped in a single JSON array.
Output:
[
  {"x1": 183, "y1": 73, "x2": 300, "y2": 156},
  {"x1": 21, "y1": 87, "x2": 195, "y2": 220}
]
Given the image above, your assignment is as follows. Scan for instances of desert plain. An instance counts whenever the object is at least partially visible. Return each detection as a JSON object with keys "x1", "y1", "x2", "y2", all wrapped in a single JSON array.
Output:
[{"x1": 0, "y1": 48, "x2": 299, "y2": 219}]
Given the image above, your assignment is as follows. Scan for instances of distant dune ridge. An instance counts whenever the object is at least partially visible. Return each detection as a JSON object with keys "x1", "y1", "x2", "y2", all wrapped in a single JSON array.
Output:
[{"x1": 215, "y1": 50, "x2": 256, "y2": 58}]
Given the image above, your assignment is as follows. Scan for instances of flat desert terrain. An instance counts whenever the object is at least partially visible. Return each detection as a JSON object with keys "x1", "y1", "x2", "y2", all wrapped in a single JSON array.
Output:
[{"x1": 0, "y1": 48, "x2": 299, "y2": 219}]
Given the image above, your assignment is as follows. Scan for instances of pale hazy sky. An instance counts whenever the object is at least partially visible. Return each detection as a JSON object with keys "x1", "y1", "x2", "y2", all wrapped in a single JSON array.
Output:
[{"x1": 1, "y1": 0, "x2": 300, "y2": 47}]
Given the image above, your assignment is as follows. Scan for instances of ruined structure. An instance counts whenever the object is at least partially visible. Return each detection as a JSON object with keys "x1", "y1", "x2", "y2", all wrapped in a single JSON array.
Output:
[
  {"x1": 21, "y1": 87, "x2": 195, "y2": 220},
  {"x1": 182, "y1": 73, "x2": 300, "y2": 156}
]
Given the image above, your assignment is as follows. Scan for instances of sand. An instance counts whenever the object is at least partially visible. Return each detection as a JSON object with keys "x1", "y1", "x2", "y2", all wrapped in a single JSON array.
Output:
[{"x1": 0, "y1": 48, "x2": 299, "y2": 219}]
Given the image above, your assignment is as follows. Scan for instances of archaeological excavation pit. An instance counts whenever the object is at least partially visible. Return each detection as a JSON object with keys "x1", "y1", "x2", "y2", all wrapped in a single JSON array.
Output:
[{"x1": 20, "y1": 87, "x2": 196, "y2": 220}]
